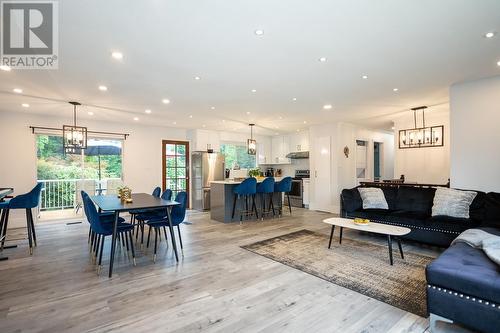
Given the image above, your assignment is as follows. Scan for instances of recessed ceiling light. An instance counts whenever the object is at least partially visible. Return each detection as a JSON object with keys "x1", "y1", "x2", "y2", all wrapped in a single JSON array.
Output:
[
  {"x1": 133, "y1": 117, "x2": 139, "y2": 121},
  {"x1": 278, "y1": 116, "x2": 283, "y2": 120},
  {"x1": 251, "y1": 89, "x2": 257, "y2": 93},
  {"x1": 323, "y1": 104, "x2": 332, "y2": 110},
  {"x1": 222, "y1": 119, "x2": 226, "y2": 123},
  {"x1": 202, "y1": 124, "x2": 206, "y2": 128},
  {"x1": 88, "y1": 111, "x2": 94, "y2": 116},
  {"x1": 145, "y1": 109, "x2": 152, "y2": 114},
  {"x1": 13, "y1": 88, "x2": 23, "y2": 94},
  {"x1": 303, "y1": 121, "x2": 307, "y2": 124},
  {"x1": 194, "y1": 76, "x2": 201, "y2": 80},
  {"x1": 497, "y1": 60, "x2": 500, "y2": 67},
  {"x1": 292, "y1": 97, "x2": 297, "y2": 101},
  {"x1": 319, "y1": 57, "x2": 327, "y2": 62},
  {"x1": 21, "y1": 103, "x2": 30, "y2": 108},
  {"x1": 98, "y1": 85, "x2": 108, "y2": 91},
  {"x1": 391, "y1": 126, "x2": 395, "y2": 130},
  {"x1": 211, "y1": 106, "x2": 216, "y2": 110},
  {"x1": 111, "y1": 51, "x2": 123, "y2": 60},
  {"x1": 0, "y1": 65, "x2": 11, "y2": 71},
  {"x1": 254, "y1": 29, "x2": 264, "y2": 36},
  {"x1": 393, "y1": 88, "x2": 399, "y2": 92},
  {"x1": 162, "y1": 99, "x2": 170, "y2": 104},
  {"x1": 296, "y1": 129, "x2": 300, "y2": 132},
  {"x1": 173, "y1": 121, "x2": 177, "y2": 125},
  {"x1": 362, "y1": 75, "x2": 368, "y2": 79},
  {"x1": 189, "y1": 115, "x2": 193, "y2": 118},
  {"x1": 246, "y1": 111, "x2": 251, "y2": 115},
  {"x1": 484, "y1": 31, "x2": 496, "y2": 38}
]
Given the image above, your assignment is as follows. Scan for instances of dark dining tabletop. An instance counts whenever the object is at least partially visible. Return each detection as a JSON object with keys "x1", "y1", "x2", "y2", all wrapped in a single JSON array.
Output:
[{"x1": 90, "y1": 193, "x2": 180, "y2": 277}]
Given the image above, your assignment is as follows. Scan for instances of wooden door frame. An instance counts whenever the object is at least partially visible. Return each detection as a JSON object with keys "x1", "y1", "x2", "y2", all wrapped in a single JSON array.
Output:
[{"x1": 162, "y1": 140, "x2": 190, "y2": 207}]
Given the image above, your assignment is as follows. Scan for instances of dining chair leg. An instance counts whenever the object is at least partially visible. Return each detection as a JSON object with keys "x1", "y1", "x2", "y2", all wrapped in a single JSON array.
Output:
[
  {"x1": 28, "y1": 209, "x2": 37, "y2": 247},
  {"x1": 95, "y1": 234, "x2": 101, "y2": 264},
  {"x1": 25, "y1": 209, "x2": 33, "y2": 255},
  {"x1": 88, "y1": 227, "x2": 92, "y2": 243},
  {"x1": 140, "y1": 222, "x2": 145, "y2": 245},
  {"x1": 162, "y1": 226, "x2": 169, "y2": 247},
  {"x1": 176, "y1": 225, "x2": 183, "y2": 250},
  {"x1": 125, "y1": 231, "x2": 130, "y2": 252},
  {"x1": 97, "y1": 235, "x2": 105, "y2": 274},
  {"x1": 147, "y1": 226, "x2": 151, "y2": 248},
  {"x1": 287, "y1": 193, "x2": 292, "y2": 214},
  {"x1": 153, "y1": 228, "x2": 158, "y2": 263},
  {"x1": 135, "y1": 219, "x2": 140, "y2": 241},
  {"x1": 128, "y1": 231, "x2": 136, "y2": 266}
]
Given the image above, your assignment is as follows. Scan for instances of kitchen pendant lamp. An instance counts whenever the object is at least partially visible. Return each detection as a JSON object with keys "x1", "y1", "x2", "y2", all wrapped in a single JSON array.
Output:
[
  {"x1": 247, "y1": 123, "x2": 257, "y2": 155},
  {"x1": 398, "y1": 106, "x2": 444, "y2": 149},
  {"x1": 63, "y1": 101, "x2": 87, "y2": 154}
]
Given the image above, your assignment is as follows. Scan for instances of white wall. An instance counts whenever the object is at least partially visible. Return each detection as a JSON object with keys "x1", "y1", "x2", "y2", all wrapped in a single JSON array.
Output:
[
  {"x1": 0, "y1": 111, "x2": 188, "y2": 227},
  {"x1": 309, "y1": 122, "x2": 394, "y2": 213},
  {"x1": 393, "y1": 106, "x2": 450, "y2": 184},
  {"x1": 450, "y1": 75, "x2": 500, "y2": 192}
]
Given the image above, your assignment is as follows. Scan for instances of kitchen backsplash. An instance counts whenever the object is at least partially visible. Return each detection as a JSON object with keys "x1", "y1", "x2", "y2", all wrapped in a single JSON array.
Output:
[{"x1": 276, "y1": 159, "x2": 310, "y2": 177}]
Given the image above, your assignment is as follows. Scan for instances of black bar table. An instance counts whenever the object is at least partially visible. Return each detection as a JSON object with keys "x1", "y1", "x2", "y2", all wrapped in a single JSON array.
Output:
[
  {"x1": 0, "y1": 188, "x2": 14, "y2": 261},
  {"x1": 90, "y1": 193, "x2": 179, "y2": 277}
]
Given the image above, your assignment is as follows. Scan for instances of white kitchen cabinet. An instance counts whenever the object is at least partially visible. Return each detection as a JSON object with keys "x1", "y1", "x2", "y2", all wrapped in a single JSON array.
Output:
[
  {"x1": 257, "y1": 141, "x2": 271, "y2": 164},
  {"x1": 191, "y1": 130, "x2": 220, "y2": 152},
  {"x1": 271, "y1": 135, "x2": 290, "y2": 163},
  {"x1": 289, "y1": 131, "x2": 310, "y2": 152}
]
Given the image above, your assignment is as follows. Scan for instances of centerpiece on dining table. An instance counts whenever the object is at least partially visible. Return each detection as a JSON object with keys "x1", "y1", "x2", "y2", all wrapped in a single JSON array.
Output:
[{"x1": 117, "y1": 186, "x2": 133, "y2": 203}]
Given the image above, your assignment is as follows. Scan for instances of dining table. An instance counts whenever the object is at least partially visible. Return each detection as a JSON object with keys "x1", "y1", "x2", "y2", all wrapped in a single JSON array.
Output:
[
  {"x1": 0, "y1": 187, "x2": 14, "y2": 261},
  {"x1": 90, "y1": 192, "x2": 180, "y2": 277}
]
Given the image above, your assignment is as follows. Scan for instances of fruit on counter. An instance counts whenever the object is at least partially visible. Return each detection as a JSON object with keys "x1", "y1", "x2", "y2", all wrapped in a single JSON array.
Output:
[{"x1": 353, "y1": 218, "x2": 370, "y2": 225}]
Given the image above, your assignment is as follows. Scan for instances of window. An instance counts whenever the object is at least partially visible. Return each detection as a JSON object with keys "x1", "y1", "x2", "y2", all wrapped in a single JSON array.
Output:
[{"x1": 220, "y1": 143, "x2": 256, "y2": 169}]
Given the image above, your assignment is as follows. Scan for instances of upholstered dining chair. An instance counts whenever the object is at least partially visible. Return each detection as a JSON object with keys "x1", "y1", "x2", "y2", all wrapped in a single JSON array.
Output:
[
  {"x1": 0, "y1": 183, "x2": 43, "y2": 254},
  {"x1": 145, "y1": 191, "x2": 187, "y2": 262}
]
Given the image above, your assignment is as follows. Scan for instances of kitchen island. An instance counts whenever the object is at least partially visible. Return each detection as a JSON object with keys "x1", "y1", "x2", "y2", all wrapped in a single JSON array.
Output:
[{"x1": 210, "y1": 178, "x2": 284, "y2": 223}]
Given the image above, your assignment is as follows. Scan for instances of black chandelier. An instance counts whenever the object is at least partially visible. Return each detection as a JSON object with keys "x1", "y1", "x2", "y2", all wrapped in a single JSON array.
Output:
[
  {"x1": 247, "y1": 123, "x2": 256, "y2": 155},
  {"x1": 398, "y1": 106, "x2": 444, "y2": 149},
  {"x1": 63, "y1": 101, "x2": 87, "y2": 154}
]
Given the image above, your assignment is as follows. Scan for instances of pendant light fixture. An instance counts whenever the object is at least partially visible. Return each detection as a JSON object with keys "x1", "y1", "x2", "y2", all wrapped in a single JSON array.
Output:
[
  {"x1": 398, "y1": 106, "x2": 444, "y2": 149},
  {"x1": 63, "y1": 101, "x2": 87, "y2": 154},
  {"x1": 247, "y1": 123, "x2": 257, "y2": 155}
]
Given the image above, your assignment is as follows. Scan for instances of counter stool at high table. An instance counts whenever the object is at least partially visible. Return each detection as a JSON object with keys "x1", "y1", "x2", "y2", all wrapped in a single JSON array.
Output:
[
  {"x1": 274, "y1": 177, "x2": 293, "y2": 217},
  {"x1": 256, "y1": 177, "x2": 275, "y2": 220},
  {"x1": 231, "y1": 178, "x2": 258, "y2": 223}
]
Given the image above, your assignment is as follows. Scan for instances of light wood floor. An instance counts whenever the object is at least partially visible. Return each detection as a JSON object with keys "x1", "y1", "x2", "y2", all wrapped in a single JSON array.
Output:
[{"x1": 0, "y1": 208, "x2": 441, "y2": 333}]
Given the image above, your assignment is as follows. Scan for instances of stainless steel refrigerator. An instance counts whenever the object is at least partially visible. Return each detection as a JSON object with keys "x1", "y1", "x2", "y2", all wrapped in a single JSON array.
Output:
[{"x1": 191, "y1": 151, "x2": 225, "y2": 211}]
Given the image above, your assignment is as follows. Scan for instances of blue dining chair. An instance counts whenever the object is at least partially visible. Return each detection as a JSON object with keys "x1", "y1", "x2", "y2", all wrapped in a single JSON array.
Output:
[
  {"x1": 129, "y1": 186, "x2": 161, "y2": 236},
  {"x1": 135, "y1": 189, "x2": 173, "y2": 244},
  {"x1": 231, "y1": 177, "x2": 258, "y2": 223},
  {"x1": 82, "y1": 193, "x2": 136, "y2": 274},
  {"x1": 0, "y1": 183, "x2": 42, "y2": 254},
  {"x1": 145, "y1": 191, "x2": 187, "y2": 262},
  {"x1": 81, "y1": 191, "x2": 126, "y2": 259},
  {"x1": 256, "y1": 177, "x2": 276, "y2": 220},
  {"x1": 274, "y1": 177, "x2": 293, "y2": 216}
]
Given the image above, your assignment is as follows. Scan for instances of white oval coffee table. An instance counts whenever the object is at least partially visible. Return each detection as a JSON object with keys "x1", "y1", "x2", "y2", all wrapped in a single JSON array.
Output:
[{"x1": 323, "y1": 217, "x2": 411, "y2": 265}]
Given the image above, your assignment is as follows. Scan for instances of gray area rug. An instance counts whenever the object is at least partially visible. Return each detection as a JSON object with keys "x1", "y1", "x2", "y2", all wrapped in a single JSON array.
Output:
[{"x1": 241, "y1": 229, "x2": 435, "y2": 317}]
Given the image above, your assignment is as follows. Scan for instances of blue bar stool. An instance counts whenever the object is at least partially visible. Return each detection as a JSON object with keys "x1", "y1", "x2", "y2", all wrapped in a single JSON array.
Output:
[
  {"x1": 231, "y1": 178, "x2": 258, "y2": 223},
  {"x1": 274, "y1": 177, "x2": 293, "y2": 217},
  {"x1": 256, "y1": 177, "x2": 275, "y2": 220},
  {"x1": 0, "y1": 183, "x2": 43, "y2": 254}
]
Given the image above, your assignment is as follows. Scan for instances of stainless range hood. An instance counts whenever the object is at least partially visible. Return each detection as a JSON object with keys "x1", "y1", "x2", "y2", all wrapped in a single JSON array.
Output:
[{"x1": 285, "y1": 151, "x2": 309, "y2": 159}]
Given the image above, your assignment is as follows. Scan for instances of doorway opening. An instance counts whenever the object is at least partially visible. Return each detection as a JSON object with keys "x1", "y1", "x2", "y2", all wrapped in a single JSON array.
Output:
[{"x1": 374, "y1": 142, "x2": 382, "y2": 181}]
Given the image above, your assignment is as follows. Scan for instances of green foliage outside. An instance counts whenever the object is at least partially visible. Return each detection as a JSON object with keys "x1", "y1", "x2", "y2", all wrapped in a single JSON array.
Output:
[
  {"x1": 220, "y1": 143, "x2": 256, "y2": 169},
  {"x1": 36, "y1": 135, "x2": 122, "y2": 210}
]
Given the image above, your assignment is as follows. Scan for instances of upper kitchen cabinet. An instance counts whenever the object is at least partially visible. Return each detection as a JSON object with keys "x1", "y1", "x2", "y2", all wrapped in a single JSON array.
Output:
[
  {"x1": 289, "y1": 131, "x2": 309, "y2": 152},
  {"x1": 257, "y1": 140, "x2": 272, "y2": 164},
  {"x1": 189, "y1": 129, "x2": 221, "y2": 152},
  {"x1": 271, "y1": 135, "x2": 291, "y2": 164}
]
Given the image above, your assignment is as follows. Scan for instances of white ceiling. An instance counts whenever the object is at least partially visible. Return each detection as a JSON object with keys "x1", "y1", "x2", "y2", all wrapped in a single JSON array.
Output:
[{"x1": 1, "y1": 0, "x2": 499, "y2": 134}]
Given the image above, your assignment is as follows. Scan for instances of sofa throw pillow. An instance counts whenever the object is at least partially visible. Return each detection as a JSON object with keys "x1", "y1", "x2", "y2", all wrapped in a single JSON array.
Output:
[
  {"x1": 358, "y1": 187, "x2": 389, "y2": 210},
  {"x1": 432, "y1": 187, "x2": 477, "y2": 219}
]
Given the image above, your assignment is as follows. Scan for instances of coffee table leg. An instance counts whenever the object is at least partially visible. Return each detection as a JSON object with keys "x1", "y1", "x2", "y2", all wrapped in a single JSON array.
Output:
[
  {"x1": 339, "y1": 227, "x2": 343, "y2": 244},
  {"x1": 387, "y1": 235, "x2": 393, "y2": 265},
  {"x1": 328, "y1": 225, "x2": 335, "y2": 249},
  {"x1": 397, "y1": 238, "x2": 404, "y2": 259}
]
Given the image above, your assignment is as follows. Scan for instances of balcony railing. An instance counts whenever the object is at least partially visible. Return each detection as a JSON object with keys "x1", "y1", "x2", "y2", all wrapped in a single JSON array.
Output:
[{"x1": 37, "y1": 178, "x2": 122, "y2": 211}]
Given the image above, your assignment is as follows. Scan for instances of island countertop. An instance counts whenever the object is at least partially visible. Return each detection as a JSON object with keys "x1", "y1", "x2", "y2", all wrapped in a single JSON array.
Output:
[{"x1": 211, "y1": 177, "x2": 284, "y2": 185}]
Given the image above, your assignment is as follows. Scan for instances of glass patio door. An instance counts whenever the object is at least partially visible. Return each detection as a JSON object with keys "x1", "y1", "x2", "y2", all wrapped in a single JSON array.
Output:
[{"x1": 162, "y1": 140, "x2": 189, "y2": 204}]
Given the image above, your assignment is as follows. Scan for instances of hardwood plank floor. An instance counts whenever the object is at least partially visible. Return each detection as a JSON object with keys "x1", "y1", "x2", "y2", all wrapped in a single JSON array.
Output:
[{"x1": 0, "y1": 208, "x2": 439, "y2": 333}]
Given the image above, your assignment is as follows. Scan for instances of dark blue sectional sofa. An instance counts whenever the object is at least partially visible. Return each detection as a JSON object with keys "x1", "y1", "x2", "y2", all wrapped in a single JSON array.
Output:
[{"x1": 341, "y1": 186, "x2": 500, "y2": 332}]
